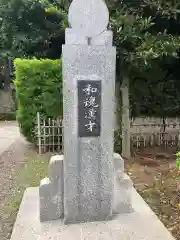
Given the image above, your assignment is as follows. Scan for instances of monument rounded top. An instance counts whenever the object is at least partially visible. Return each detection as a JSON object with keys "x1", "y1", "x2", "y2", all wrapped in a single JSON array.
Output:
[{"x1": 68, "y1": 0, "x2": 109, "y2": 38}]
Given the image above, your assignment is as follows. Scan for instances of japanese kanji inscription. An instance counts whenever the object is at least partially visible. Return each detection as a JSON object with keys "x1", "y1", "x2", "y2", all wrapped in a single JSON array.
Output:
[{"x1": 78, "y1": 80, "x2": 101, "y2": 137}]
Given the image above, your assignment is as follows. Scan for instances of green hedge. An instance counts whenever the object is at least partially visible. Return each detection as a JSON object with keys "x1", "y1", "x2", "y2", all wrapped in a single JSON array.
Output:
[{"x1": 14, "y1": 58, "x2": 63, "y2": 142}]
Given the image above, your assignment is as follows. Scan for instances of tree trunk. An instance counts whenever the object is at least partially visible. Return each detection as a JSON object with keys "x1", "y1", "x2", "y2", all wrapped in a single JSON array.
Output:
[
  {"x1": 115, "y1": 81, "x2": 121, "y2": 130},
  {"x1": 121, "y1": 75, "x2": 131, "y2": 159}
]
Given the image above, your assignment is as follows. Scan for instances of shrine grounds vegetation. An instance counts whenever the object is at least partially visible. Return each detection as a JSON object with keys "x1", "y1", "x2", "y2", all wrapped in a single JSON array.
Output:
[
  {"x1": 2, "y1": 0, "x2": 180, "y2": 119},
  {"x1": 14, "y1": 58, "x2": 63, "y2": 142}
]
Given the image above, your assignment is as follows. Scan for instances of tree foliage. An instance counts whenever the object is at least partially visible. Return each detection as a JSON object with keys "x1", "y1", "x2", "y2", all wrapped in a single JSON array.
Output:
[
  {"x1": 107, "y1": 0, "x2": 180, "y2": 71},
  {"x1": 107, "y1": 0, "x2": 180, "y2": 117},
  {"x1": 0, "y1": 0, "x2": 67, "y2": 59},
  {"x1": 1, "y1": 0, "x2": 180, "y2": 117},
  {"x1": 1, "y1": 0, "x2": 180, "y2": 67}
]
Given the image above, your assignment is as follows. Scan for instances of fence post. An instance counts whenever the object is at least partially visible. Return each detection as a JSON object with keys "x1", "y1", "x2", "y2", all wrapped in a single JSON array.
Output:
[{"x1": 37, "y1": 112, "x2": 42, "y2": 154}]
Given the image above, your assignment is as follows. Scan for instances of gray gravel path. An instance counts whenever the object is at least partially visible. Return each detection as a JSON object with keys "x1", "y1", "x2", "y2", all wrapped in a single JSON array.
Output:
[
  {"x1": 0, "y1": 122, "x2": 29, "y2": 240},
  {"x1": 0, "y1": 122, "x2": 21, "y2": 156}
]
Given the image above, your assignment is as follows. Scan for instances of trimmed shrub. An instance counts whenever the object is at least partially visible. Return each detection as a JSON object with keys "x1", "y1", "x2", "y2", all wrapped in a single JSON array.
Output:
[{"x1": 14, "y1": 58, "x2": 63, "y2": 142}]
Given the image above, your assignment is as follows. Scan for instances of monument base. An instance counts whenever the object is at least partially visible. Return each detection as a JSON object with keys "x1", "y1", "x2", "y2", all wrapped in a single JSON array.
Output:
[{"x1": 10, "y1": 183, "x2": 175, "y2": 240}]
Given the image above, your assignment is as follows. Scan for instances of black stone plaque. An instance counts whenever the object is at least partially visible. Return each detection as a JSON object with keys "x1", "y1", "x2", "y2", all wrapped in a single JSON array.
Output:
[{"x1": 78, "y1": 80, "x2": 101, "y2": 137}]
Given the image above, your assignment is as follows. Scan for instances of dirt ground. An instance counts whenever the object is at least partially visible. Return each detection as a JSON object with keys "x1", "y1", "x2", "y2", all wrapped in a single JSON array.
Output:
[{"x1": 125, "y1": 147, "x2": 180, "y2": 240}]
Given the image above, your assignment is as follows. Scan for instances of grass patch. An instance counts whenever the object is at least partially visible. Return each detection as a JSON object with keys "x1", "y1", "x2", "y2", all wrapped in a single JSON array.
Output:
[
  {"x1": 13, "y1": 152, "x2": 49, "y2": 206},
  {"x1": 17, "y1": 155, "x2": 49, "y2": 188},
  {"x1": 7, "y1": 153, "x2": 49, "y2": 213},
  {"x1": 5, "y1": 151, "x2": 49, "y2": 233}
]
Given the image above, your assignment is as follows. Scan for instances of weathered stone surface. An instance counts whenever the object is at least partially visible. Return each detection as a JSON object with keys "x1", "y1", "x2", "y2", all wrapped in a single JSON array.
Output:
[
  {"x1": 62, "y1": 44, "x2": 116, "y2": 223},
  {"x1": 10, "y1": 187, "x2": 175, "y2": 240},
  {"x1": 65, "y1": 28, "x2": 113, "y2": 46},
  {"x1": 62, "y1": 0, "x2": 116, "y2": 224},
  {"x1": 113, "y1": 152, "x2": 124, "y2": 173},
  {"x1": 65, "y1": 29, "x2": 87, "y2": 45},
  {"x1": 48, "y1": 155, "x2": 64, "y2": 183},
  {"x1": 40, "y1": 0, "x2": 131, "y2": 226},
  {"x1": 39, "y1": 155, "x2": 64, "y2": 222},
  {"x1": 112, "y1": 153, "x2": 133, "y2": 214},
  {"x1": 113, "y1": 174, "x2": 133, "y2": 215},
  {"x1": 39, "y1": 152, "x2": 133, "y2": 222},
  {"x1": 68, "y1": 0, "x2": 109, "y2": 38}
]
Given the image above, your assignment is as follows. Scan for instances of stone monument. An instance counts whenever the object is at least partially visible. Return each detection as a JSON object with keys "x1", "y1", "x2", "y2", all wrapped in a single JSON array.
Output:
[
  {"x1": 39, "y1": 0, "x2": 133, "y2": 224},
  {"x1": 10, "y1": 1, "x2": 175, "y2": 239}
]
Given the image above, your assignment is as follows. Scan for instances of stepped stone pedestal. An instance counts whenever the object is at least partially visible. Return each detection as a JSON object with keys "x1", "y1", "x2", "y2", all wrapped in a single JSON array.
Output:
[
  {"x1": 39, "y1": 153, "x2": 133, "y2": 223},
  {"x1": 10, "y1": 183, "x2": 175, "y2": 240}
]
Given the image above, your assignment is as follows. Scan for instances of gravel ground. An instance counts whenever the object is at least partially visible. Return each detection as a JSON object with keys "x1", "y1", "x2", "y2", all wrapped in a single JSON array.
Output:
[
  {"x1": 0, "y1": 125, "x2": 30, "y2": 240},
  {"x1": 0, "y1": 122, "x2": 20, "y2": 155}
]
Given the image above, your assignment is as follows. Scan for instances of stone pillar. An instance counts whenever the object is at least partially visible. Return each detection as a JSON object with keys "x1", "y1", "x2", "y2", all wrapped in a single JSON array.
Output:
[{"x1": 62, "y1": 0, "x2": 116, "y2": 223}]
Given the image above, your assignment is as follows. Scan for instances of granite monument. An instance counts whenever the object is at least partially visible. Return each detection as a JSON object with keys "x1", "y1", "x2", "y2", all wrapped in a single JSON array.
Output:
[
  {"x1": 39, "y1": 0, "x2": 133, "y2": 224},
  {"x1": 10, "y1": 1, "x2": 176, "y2": 239}
]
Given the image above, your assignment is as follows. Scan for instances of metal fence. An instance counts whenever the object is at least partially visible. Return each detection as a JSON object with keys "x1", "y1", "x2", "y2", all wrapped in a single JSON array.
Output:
[{"x1": 36, "y1": 112, "x2": 180, "y2": 154}]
